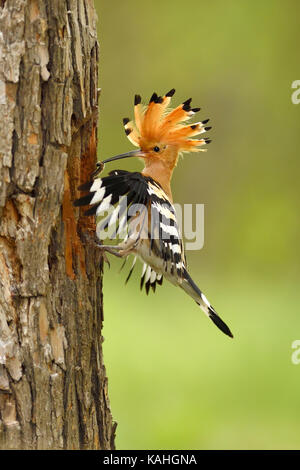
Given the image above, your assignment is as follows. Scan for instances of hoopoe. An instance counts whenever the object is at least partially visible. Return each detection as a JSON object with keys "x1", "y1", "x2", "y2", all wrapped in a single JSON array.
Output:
[{"x1": 74, "y1": 89, "x2": 233, "y2": 338}]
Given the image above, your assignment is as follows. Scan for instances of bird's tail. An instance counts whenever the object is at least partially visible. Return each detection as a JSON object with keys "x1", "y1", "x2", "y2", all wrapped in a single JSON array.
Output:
[{"x1": 181, "y1": 270, "x2": 233, "y2": 338}]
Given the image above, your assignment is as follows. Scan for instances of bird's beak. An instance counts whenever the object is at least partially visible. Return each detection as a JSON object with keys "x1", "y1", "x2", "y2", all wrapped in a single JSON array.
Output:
[{"x1": 102, "y1": 149, "x2": 146, "y2": 164}]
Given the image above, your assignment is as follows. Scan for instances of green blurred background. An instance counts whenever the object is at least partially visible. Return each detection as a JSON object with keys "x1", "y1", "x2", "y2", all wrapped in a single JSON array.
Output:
[{"x1": 94, "y1": 0, "x2": 300, "y2": 449}]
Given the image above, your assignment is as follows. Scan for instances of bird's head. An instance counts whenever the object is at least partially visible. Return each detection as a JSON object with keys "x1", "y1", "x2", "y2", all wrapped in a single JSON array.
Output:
[{"x1": 102, "y1": 89, "x2": 211, "y2": 198}]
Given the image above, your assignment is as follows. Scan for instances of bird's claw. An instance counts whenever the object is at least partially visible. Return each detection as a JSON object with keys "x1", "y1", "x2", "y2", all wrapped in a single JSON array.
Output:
[{"x1": 94, "y1": 242, "x2": 110, "y2": 267}]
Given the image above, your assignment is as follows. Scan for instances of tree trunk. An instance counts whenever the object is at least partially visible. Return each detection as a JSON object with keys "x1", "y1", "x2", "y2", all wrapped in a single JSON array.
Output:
[{"x1": 0, "y1": 0, "x2": 116, "y2": 450}]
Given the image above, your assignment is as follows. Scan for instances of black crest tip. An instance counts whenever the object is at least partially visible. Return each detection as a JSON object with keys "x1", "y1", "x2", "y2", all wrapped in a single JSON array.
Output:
[
  {"x1": 149, "y1": 92, "x2": 158, "y2": 103},
  {"x1": 183, "y1": 97, "x2": 192, "y2": 106},
  {"x1": 182, "y1": 98, "x2": 192, "y2": 111},
  {"x1": 165, "y1": 88, "x2": 176, "y2": 97},
  {"x1": 192, "y1": 107, "x2": 201, "y2": 113},
  {"x1": 125, "y1": 128, "x2": 132, "y2": 136},
  {"x1": 204, "y1": 126, "x2": 212, "y2": 131},
  {"x1": 134, "y1": 94, "x2": 141, "y2": 105},
  {"x1": 202, "y1": 118, "x2": 209, "y2": 124},
  {"x1": 123, "y1": 117, "x2": 130, "y2": 125}
]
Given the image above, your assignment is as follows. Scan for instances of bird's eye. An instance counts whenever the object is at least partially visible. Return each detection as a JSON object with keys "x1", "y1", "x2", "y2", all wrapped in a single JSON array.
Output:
[{"x1": 153, "y1": 146, "x2": 160, "y2": 152}]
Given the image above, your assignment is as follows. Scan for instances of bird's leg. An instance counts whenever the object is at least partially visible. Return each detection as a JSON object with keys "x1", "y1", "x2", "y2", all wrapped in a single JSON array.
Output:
[
  {"x1": 96, "y1": 240, "x2": 137, "y2": 258},
  {"x1": 94, "y1": 237, "x2": 137, "y2": 267},
  {"x1": 94, "y1": 240, "x2": 125, "y2": 259},
  {"x1": 98, "y1": 245, "x2": 124, "y2": 258},
  {"x1": 94, "y1": 243, "x2": 121, "y2": 269}
]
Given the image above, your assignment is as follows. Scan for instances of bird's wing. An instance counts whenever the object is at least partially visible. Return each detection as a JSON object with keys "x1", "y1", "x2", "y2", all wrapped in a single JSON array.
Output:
[{"x1": 74, "y1": 169, "x2": 186, "y2": 292}]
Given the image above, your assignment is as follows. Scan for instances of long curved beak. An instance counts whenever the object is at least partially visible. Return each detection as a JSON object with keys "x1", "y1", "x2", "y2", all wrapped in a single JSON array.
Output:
[{"x1": 102, "y1": 149, "x2": 145, "y2": 164}]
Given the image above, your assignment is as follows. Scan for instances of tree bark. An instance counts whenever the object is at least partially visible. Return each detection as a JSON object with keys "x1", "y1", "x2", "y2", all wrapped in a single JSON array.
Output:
[{"x1": 0, "y1": 0, "x2": 116, "y2": 449}]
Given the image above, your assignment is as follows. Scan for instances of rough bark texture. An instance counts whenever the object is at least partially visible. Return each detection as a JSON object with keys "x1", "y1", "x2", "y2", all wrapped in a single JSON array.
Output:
[{"x1": 0, "y1": 0, "x2": 116, "y2": 449}]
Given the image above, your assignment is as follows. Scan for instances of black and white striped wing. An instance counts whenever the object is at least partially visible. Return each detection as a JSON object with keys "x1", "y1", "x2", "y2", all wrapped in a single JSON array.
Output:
[
  {"x1": 75, "y1": 170, "x2": 148, "y2": 236},
  {"x1": 74, "y1": 169, "x2": 186, "y2": 293}
]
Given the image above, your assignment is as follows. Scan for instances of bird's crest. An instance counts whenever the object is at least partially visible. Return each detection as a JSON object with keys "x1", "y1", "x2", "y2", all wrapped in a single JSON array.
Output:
[{"x1": 123, "y1": 89, "x2": 211, "y2": 153}]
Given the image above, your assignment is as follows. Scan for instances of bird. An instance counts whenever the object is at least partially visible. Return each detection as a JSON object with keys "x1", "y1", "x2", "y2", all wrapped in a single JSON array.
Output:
[{"x1": 74, "y1": 89, "x2": 233, "y2": 338}]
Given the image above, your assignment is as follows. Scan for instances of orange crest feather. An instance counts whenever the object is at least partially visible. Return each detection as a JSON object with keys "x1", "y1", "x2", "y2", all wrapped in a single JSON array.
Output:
[{"x1": 123, "y1": 89, "x2": 211, "y2": 152}]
